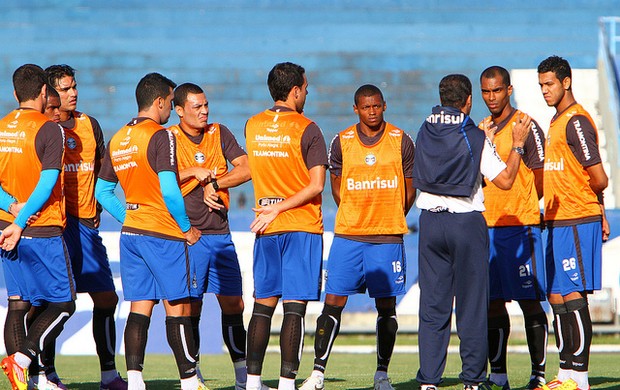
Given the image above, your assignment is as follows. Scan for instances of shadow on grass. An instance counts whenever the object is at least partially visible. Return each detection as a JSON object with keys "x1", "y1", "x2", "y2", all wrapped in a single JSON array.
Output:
[
  {"x1": 343, "y1": 377, "x2": 462, "y2": 390},
  {"x1": 588, "y1": 376, "x2": 620, "y2": 390}
]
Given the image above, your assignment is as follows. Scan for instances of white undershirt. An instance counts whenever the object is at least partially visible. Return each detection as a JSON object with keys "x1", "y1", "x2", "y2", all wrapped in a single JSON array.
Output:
[{"x1": 416, "y1": 137, "x2": 506, "y2": 213}]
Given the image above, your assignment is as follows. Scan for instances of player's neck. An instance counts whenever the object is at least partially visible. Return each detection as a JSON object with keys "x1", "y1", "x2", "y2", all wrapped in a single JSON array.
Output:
[
  {"x1": 59, "y1": 110, "x2": 73, "y2": 122},
  {"x1": 555, "y1": 93, "x2": 576, "y2": 115},
  {"x1": 358, "y1": 121, "x2": 385, "y2": 138},
  {"x1": 491, "y1": 105, "x2": 514, "y2": 126},
  {"x1": 179, "y1": 122, "x2": 203, "y2": 137}
]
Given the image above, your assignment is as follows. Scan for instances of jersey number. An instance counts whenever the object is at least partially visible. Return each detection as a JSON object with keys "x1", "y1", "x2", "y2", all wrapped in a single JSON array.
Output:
[
  {"x1": 519, "y1": 264, "x2": 531, "y2": 277},
  {"x1": 562, "y1": 257, "x2": 577, "y2": 271},
  {"x1": 392, "y1": 261, "x2": 402, "y2": 273}
]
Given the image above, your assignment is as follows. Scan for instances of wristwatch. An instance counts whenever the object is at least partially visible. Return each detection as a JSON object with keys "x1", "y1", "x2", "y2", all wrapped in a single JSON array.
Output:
[
  {"x1": 512, "y1": 146, "x2": 525, "y2": 156},
  {"x1": 211, "y1": 179, "x2": 219, "y2": 191}
]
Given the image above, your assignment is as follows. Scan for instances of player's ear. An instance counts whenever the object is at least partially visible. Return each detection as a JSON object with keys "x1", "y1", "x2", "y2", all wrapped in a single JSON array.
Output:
[
  {"x1": 353, "y1": 104, "x2": 358, "y2": 115},
  {"x1": 175, "y1": 105, "x2": 184, "y2": 118},
  {"x1": 507, "y1": 85, "x2": 513, "y2": 97}
]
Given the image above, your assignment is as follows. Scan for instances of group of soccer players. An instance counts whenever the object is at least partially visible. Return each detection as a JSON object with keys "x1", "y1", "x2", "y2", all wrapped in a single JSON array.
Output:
[{"x1": 0, "y1": 54, "x2": 609, "y2": 390}]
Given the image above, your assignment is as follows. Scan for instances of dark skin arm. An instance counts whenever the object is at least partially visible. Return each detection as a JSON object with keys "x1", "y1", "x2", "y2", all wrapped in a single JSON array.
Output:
[
  {"x1": 405, "y1": 177, "x2": 416, "y2": 215},
  {"x1": 331, "y1": 173, "x2": 341, "y2": 206},
  {"x1": 585, "y1": 162, "x2": 609, "y2": 241}
]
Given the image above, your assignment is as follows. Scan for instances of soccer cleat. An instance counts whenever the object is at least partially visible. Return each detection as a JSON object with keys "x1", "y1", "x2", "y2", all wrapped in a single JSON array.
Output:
[
  {"x1": 463, "y1": 385, "x2": 477, "y2": 390},
  {"x1": 197, "y1": 383, "x2": 210, "y2": 390},
  {"x1": 479, "y1": 378, "x2": 510, "y2": 390},
  {"x1": 539, "y1": 378, "x2": 578, "y2": 390},
  {"x1": 1, "y1": 355, "x2": 29, "y2": 390},
  {"x1": 46, "y1": 373, "x2": 68, "y2": 390},
  {"x1": 374, "y1": 377, "x2": 394, "y2": 390},
  {"x1": 99, "y1": 374, "x2": 128, "y2": 390},
  {"x1": 299, "y1": 376, "x2": 324, "y2": 390},
  {"x1": 246, "y1": 384, "x2": 276, "y2": 390},
  {"x1": 525, "y1": 377, "x2": 546, "y2": 390}
]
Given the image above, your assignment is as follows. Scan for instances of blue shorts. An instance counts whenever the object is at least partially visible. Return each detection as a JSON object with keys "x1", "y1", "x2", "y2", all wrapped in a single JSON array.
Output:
[
  {"x1": 488, "y1": 226, "x2": 546, "y2": 301},
  {"x1": 63, "y1": 216, "x2": 115, "y2": 293},
  {"x1": 325, "y1": 237, "x2": 406, "y2": 298},
  {"x1": 188, "y1": 233, "x2": 243, "y2": 298},
  {"x1": 253, "y1": 232, "x2": 323, "y2": 300},
  {"x1": 2, "y1": 235, "x2": 76, "y2": 306},
  {"x1": 546, "y1": 221, "x2": 602, "y2": 295},
  {"x1": 119, "y1": 232, "x2": 191, "y2": 301}
]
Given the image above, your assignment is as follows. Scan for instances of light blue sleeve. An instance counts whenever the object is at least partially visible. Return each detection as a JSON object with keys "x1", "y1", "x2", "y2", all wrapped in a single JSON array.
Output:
[
  {"x1": 94, "y1": 179, "x2": 126, "y2": 223},
  {"x1": 158, "y1": 171, "x2": 191, "y2": 233},
  {"x1": 0, "y1": 184, "x2": 16, "y2": 212},
  {"x1": 14, "y1": 169, "x2": 59, "y2": 229}
]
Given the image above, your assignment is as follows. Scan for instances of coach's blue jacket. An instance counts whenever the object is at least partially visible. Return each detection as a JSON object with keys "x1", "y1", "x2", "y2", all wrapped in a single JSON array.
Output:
[{"x1": 412, "y1": 105, "x2": 485, "y2": 197}]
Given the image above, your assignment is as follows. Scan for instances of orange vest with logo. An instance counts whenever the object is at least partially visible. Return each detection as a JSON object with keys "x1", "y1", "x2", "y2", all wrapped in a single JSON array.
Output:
[
  {"x1": 0, "y1": 109, "x2": 65, "y2": 228},
  {"x1": 63, "y1": 112, "x2": 98, "y2": 218},
  {"x1": 169, "y1": 123, "x2": 230, "y2": 209},
  {"x1": 335, "y1": 123, "x2": 407, "y2": 235},
  {"x1": 246, "y1": 109, "x2": 323, "y2": 234},
  {"x1": 109, "y1": 119, "x2": 183, "y2": 239},
  {"x1": 544, "y1": 104, "x2": 601, "y2": 222},
  {"x1": 481, "y1": 111, "x2": 541, "y2": 227}
]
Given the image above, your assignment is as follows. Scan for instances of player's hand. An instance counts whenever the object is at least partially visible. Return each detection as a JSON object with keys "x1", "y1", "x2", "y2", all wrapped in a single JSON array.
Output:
[
  {"x1": 250, "y1": 205, "x2": 280, "y2": 234},
  {"x1": 481, "y1": 117, "x2": 497, "y2": 143},
  {"x1": 0, "y1": 223, "x2": 24, "y2": 251},
  {"x1": 511, "y1": 112, "x2": 532, "y2": 147},
  {"x1": 194, "y1": 168, "x2": 215, "y2": 184},
  {"x1": 602, "y1": 213, "x2": 610, "y2": 242},
  {"x1": 184, "y1": 226, "x2": 201, "y2": 246},
  {"x1": 203, "y1": 182, "x2": 224, "y2": 211},
  {"x1": 9, "y1": 202, "x2": 39, "y2": 226}
]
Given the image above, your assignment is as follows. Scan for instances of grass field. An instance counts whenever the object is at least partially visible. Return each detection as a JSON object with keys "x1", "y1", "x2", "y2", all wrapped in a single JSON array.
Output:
[{"x1": 5, "y1": 335, "x2": 620, "y2": 390}]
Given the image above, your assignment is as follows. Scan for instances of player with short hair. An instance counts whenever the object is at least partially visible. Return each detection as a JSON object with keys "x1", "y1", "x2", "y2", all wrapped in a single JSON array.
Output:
[
  {"x1": 95, "y1": 72, "x2": 204, "y2": 390},
  {"x1": 244, "y1": 62, "x2": 328, "y2": 390},
  {"x1": 170, "y1": 82, "x2": 251, "y2": 389},
  {"x1": 44, "y1": 87, "x2": 61, "y2": 124},
  {"x1": 299, "y1": 84, "x2": 415, "y2": 390},
  {"x1": 413, "y1": 74, "x2": 532, "y2": 390},
  {"x1": 537, "y1": 55, "x2": 609, "y2": 390},
  {"x1": 0, "y1": 64, "x2": 75, "y2": 390},
  {"x1": 45, "y1": 63, "x2": 126, "y2": 390},
  {"x1": 478, "y1": 66, "x2": 548, "y2": 390}
]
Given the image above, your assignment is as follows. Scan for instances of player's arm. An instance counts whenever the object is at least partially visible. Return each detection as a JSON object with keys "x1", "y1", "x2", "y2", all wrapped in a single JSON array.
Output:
[
  {"x1": 250, "y1": 164, "x2": 326, "y2": 234},
  {"x1": 179, "y1": 166, "x2": 214, "y2": 184},
  {"x1": 490, "y1": 113, "x2": 532, "y2": 189},
  {"x1": 330, "y1": 173, "x2": 341, "y2": 206},
  {"x1": 402, "y1": 132, "x2": 416, "y2": 215},
  {"x1": 327, "y1": 134, "x2": 342, "y2": 206},
  {"x1": 204, "y1": 154, "x2": 251, "y2": 211},
  {"x1": 95, "y1": 142, "x2": 126, "y2": 223}
]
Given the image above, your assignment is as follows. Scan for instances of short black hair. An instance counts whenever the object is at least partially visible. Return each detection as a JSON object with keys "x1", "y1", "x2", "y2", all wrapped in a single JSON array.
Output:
[
  {"x1": 354, "y1": 84, "x2": 384, "y2": 105},
  {"x1": 174, "y1": 83, "x2": 204, "y2": 108},
  {"x1": 13, "y1": 64, "x2": 47, "y2": 103},
  {"x1": 480, "y1": 66, "x2": 511, "y2": 87},
  {"x1": 537, "y1": 55, "x2": 572, "y2": 84},
  {"x1": 267, "y1": 62, "x2": 305, "y2": 102},
  {"x1": 439, "y1": 74, "x2": 472, "y2": 108},
  {"x1": 45, "y1": 64, "x2": 76, "y2": 88},
  {"x1": 135, "y1": 73, "x2": 176, "y2": 111},
  {"x1": 47, "y1": 85, "x2": 60, "y2": 100}
]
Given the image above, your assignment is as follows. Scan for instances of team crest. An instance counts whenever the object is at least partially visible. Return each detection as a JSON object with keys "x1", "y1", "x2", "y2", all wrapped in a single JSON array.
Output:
[
  {"x1": 67, "y1": 137, "x2": 77, "y2": 149},
  {"x1": 194, "y1": 151, "x2": 205, "y2": 163},
  {"x1": 365, "y1": 153, "x2": 376, "y2": 166}
]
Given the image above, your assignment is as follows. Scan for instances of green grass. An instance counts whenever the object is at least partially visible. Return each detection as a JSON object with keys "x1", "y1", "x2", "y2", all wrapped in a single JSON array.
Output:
[{"x1": 4, "y1": 336, "x2": 620, "y2": 389}]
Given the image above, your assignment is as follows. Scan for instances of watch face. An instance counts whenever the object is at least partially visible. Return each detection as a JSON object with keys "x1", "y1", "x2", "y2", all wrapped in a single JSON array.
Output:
[{"x1": 212, "y1": 180, "x2": 219, "y2": 190}]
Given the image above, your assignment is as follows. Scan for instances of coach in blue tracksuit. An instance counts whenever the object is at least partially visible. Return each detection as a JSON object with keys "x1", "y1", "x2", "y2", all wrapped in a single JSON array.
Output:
[{"x1": 413, "y1": 74, "x2": 531, "y2": 390}]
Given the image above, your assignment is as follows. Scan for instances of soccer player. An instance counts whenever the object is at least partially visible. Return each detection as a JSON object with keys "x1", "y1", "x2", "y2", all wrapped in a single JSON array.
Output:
[
  {"x1": 0, "y1": 64, "x2": 75, "y2": 390},
  {"x1": 413, "y1": 74, "x2": 531, "y2": 390},
  {"x1": 44, "y1": 87, "x2": 61, "y2": 123},
  {"x1": 478, "y1": 66, "x2": 548, "y2": 390},
  {"x1": 299, "y1": 84, "x2": 415, "y2": 390},
  {"x1": 94, "y1": 72, "x2": 204, "y2": 390},
  {"x1": 45, "y1": 64, "x2": 126, "y2": 390},
  {"x1": 537, "y1": 56, "x2": 609, "y2": 390},
  {"x1": 244, "y1": 62, "x2": 327, "y2": 390},
  {"x1": 169, "y1": 82, "x2": 251, "y2": 389}
]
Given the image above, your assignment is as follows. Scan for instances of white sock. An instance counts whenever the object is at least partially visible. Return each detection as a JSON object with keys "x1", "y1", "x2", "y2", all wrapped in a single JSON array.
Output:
[
  {"x1": 13, "y1": 352, "x2": 31, "y2": 369},
  {"x1": 374, "y1": 371, "x2": 388, "y2": 381},
  {"x1": 127, "y1": 370, "x2": 146, "y2": 390},
  {"x1": 247, "y1": 374, "x2": 262, "y2": 389},
  {"x1": 557, "y1": 368, "x2": 572, "y2": 382},
  {"x1": 571, "y1": 371, "x2": 589, "y2": 389},
  {"x1": 278, "y1": 377, "x2": 295, "y2": 390},
  {"x1": 234, "y1": 360, "x2": 247, "y2": 384},
  {"x1": 180, "y1": 374, "x2": 199, "y2": 390},
  {"x1": 101, "y1": 369, "x2": 118, "y2": 384},
  {"x1": 489, "y1": 373, "x2": 508, "y2": 385}
]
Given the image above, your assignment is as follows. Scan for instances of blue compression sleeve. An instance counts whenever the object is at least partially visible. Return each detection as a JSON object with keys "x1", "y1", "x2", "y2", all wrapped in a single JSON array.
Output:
[
  {"x1": 14, "y1": 169, "x2": 59, "y2": 228},
  {"x1": 0, "y1": 184, "x2": 16, "y2": 212},
  {"x1": 94, "y1": 179, "x2": 126, "y2": 223},
  {"x1": 158, "y1": 171, "x2": 191, "y2": 233}
]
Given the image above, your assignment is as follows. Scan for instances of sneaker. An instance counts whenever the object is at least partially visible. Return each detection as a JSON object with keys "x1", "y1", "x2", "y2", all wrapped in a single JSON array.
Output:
[
  {"x1": 525, "y1": 377, "x2": 546, "y2": 390},
  {"x1": 46, "y1": 373, "x2": 68, "y2": 390},
  {"x1": 247, "y1": 384, "x2": 275, "y2": 390},
  {"x1": 299, "y1": 376, "x2": 324, "y2": 390},
  {"x1": 479, "y1": 378, "x2": 510, "y2": 390},
  {"x1": 540, "y1": 378, "x2": 578, "y2": 390},
  {"x1": 100, "y1": 374, "x2": 128, "y2": 390},
  {"x1": 374, "y1": 377, "x2": 394, "y2": 390},
  {"x1": 28, "y1": 374, "x2": 61, "y2": 390},
  {"x1": 1, "y1": 355, "x2": 28, "y2": 390}
]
